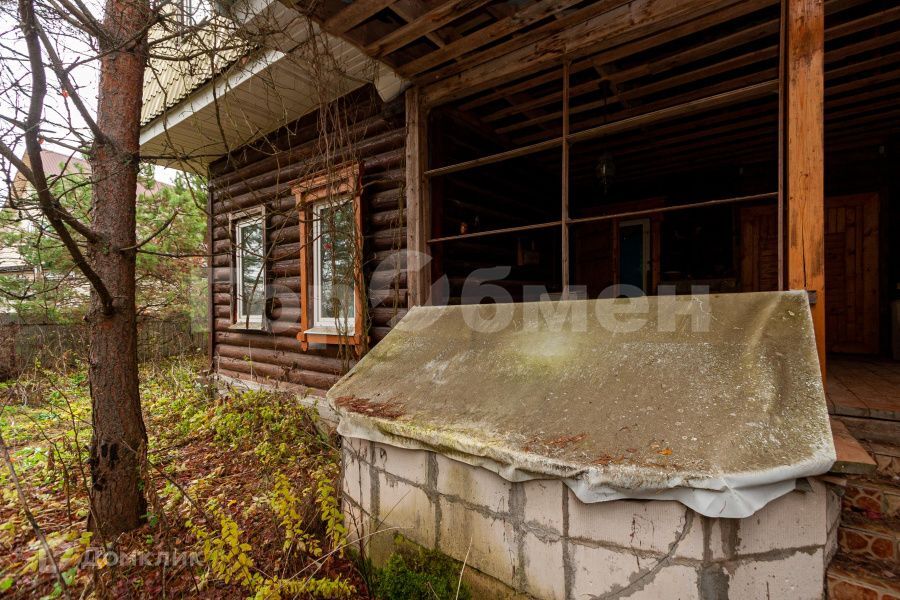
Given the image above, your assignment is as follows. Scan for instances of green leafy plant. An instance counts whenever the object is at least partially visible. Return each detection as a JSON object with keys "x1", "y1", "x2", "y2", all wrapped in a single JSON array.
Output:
[{"x1": 375, "y1": 537, "x2": 470, "y2": 600}]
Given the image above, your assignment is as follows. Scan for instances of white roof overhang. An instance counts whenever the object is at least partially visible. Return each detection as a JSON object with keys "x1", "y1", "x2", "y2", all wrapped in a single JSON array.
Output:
[{"x1": 139, "y1": 0, "x2": 406, "y2": 170}]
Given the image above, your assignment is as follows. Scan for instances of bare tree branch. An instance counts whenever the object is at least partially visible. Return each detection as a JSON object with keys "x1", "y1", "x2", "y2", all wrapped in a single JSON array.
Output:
[{"x1": 17, "y1": 0, "x2": 114, "y2": 314}]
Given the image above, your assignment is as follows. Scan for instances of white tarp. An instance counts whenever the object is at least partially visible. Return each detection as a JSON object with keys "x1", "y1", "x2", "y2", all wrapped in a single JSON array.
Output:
[{"x1": 328, "y1": 291, "x2": 835, "y2": 518}]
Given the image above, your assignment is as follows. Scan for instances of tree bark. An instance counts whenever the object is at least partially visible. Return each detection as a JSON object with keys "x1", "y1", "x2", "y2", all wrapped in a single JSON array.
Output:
[{"x1": 86, "y1": 0, "x2": 150, "y2": 536}]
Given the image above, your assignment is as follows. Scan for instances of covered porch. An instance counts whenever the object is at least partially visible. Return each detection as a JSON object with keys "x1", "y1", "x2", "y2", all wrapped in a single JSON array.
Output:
[{"x1": 332, "y1": 0, "x2": 900, "y2": 371}]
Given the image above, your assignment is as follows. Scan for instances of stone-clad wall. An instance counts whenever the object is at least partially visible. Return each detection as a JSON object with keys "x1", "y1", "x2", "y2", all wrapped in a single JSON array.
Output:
[{"x1": 342, "y1": 438, "x2": 841, "y2": 600}]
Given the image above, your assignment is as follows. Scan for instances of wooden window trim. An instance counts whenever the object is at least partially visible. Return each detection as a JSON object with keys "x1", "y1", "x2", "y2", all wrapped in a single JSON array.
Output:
[{"x1": 292, "y1": 163, "x2": 365, "y2": 352}]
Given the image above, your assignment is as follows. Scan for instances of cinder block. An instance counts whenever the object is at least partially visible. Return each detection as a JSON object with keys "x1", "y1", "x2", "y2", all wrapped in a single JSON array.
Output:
[
  {"x1": 626, "y1": 564, "x2": 699, "y2": 600},
  {"x1": 372, "y1": 443, "x2": 429, "y2": 486},
  {"x1": 675, "y1": 512, "x2": 709, "y2": 561},
  {"x1": 343, "y1": 497, "x2": 370, "y2": 547},
  {"x1": 568, "y1": 491, "x2": 690, "y2": 555},
  {"x1": 523, "y1": 480, "x2": 564, "y2": 534},
  {"x1": 342, "y1": 446, "x2": 371, "y2": 511},
  {"x1": 377, "y1": 472, "x2": 436, "y2": 548},
  {"x1": 521, "y1": 532, "x2": 565, "y2": 600},
  {"x1": 343, "y1": 436, "x2": 370, "y2": 461},
  {"x1": 570, "y1": 542, "x2": 661, "y2": 597},
  {"x1": 736, "y1": 482, "x2": 828, "y2": 555},
  {"x1": 728, "y1": 548, "x2": 825, "y2": 600},
  {"x1": 439, "y1": 498, "x2": 517, "y2": 586},
  {"x1": 436, "y1": 454, "x2": 511, "y2": 513}
]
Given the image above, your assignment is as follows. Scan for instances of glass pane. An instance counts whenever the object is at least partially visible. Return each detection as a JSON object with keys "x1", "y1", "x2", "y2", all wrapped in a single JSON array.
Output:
[
  {"x1": 239, "y1": 220, "x2": 264, "y2": 317},
  {"x1": 317, "y1": 202, "x2": 355, "y2": 322}
]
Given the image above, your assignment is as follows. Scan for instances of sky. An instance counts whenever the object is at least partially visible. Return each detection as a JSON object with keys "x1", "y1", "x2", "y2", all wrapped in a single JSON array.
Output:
[{"x1": 0, "y1": 6, "x2": 180, "y2": 187}]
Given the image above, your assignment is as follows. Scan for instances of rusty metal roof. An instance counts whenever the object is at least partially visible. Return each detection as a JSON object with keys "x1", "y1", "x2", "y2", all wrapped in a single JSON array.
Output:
[{"x1": 328, "y1": 291, "x2": 835, "y2": 517}]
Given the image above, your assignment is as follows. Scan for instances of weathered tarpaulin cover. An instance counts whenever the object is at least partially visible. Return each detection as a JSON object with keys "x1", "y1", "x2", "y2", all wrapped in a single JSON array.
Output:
[{"x1": 328, "y1": 291, "x2": 835, "y2": 518}]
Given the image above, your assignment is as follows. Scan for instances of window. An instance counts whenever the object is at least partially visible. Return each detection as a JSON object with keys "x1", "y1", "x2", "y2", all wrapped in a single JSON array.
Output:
[
  {"x1": 312, "y1": 199, "x2": 356, "y2": 331},
  {"x1": 234, "y1": 213, "x2": 265, "y2": 327},
  {"x1": 292, "y1": 164, "x2": 364, "y2": 351}
]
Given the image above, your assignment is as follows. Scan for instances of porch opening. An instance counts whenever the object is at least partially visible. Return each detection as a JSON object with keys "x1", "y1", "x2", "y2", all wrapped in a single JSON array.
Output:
[{"x1": 419, "y1": 0, "x2": 899, "y2": 359}]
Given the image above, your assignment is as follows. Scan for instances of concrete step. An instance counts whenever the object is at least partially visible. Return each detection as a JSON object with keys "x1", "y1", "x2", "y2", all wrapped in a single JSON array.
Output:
[{"x1": 827, "y1": 556, "x2": 900, "y2": 599}]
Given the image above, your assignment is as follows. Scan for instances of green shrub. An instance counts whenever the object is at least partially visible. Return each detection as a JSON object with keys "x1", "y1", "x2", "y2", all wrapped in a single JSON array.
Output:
[{"x1": 375, "y1": 538, "x2": 470, "y2": 600}]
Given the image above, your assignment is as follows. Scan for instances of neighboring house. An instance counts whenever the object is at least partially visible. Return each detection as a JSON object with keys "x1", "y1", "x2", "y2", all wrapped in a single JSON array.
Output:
[
  {"x1": 2, "y1": 150, "x2": 168, "y2": 314},
  {"x1": 140, "y1": 1, "x2": 900, "y2": 598}
]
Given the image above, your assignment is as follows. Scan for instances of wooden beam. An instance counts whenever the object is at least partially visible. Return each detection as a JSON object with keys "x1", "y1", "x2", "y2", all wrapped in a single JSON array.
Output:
[
  {"x1": 561, "y1": 62, "x2": 570, "y2": 296},
  {"x1": 422, "y1": 0, "x2": 776, "y2": 105},
  {"x1": 399, "y1": 0, "x2": 589, "y2": 78},
  {"x1": 405, "y1": 86, "x2": 431, "y2": 306},
  {"x1": 325, "y1": 0, "x2": 396, "y2": 34},
  {"x1": 366, "y1": 0, "x2": 491, "y2": 58},
  {"x1": 784, "y1": 0, "x2": 826, "y2": 374}
]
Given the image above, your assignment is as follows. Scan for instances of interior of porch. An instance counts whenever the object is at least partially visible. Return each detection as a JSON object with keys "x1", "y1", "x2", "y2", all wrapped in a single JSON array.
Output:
[{"x1": 409, "y1": 0, "x2": 900, "y2": 364}]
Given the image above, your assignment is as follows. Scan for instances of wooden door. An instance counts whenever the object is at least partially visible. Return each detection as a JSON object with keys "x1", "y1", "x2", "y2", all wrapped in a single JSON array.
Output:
[
  {"x1": 740, "y1": 205, "x2": 779, "y2": 292},
  {"x1": 825, "y1": 194, "x2": 879, "y2": 354}
]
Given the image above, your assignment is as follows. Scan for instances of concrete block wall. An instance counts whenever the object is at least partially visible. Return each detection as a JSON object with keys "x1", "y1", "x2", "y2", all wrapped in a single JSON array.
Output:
[{"x1": 341, "y1": 438, "x2": 841, "y2": 600}]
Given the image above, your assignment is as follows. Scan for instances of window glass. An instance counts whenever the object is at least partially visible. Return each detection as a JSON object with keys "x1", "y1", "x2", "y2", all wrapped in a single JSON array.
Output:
[
  {"x1": 236, "y1": 217, "x2": 264, "y2": 321},
  {"x1": 313, "y1": 200, "x2": 355, "y2": 329},
  {"x1": 183, "y1": 0, "x2": 210, "y2": 26}
]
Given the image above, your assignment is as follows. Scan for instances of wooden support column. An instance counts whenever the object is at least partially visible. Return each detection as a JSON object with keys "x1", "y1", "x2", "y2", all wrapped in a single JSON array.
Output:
[
  {"x1": 406, "y1": 86, "x2": 431, "y2": 306},
  {"x1": 784, "y1": 0, "x2": 826, "y2": 374}
]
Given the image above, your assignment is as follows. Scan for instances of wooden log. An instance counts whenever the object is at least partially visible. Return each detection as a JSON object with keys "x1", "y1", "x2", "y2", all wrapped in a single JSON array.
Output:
[
  {"x1": 216, "y1": 367, "x2": 323, "y2": 397},
  {"x1": 217, "y1": 356, "x2": 341, "y2": 391},
  {"x1": 217, "y1": 343, "x2": 346, "y2": 374}
]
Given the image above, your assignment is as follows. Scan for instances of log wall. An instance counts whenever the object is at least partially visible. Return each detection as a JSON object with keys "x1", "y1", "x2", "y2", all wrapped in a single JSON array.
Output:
[{"x1": 207, "y1": 86, "x2": 408, "y2": 394}]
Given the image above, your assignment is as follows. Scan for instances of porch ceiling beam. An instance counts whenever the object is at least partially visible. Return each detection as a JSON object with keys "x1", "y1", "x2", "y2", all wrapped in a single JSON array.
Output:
[
  {"x1": 421, "y1": 0, "x2": 777, "y2": 106},
  {"x1": 325, "y1": 0, "x2": 396, "y2": 34},
  {"x1": 507, "y1": 27, "x2": 900, "y2": 147},
  {"x1": 365, "y1": 0, "x2": 492, "y2": 58},
  {"x1": 397, "y1": 0, "x2": 592, "y2": 78},
  {"x1": 479, "y1": 0, "x2": 894, "y2": 131}
]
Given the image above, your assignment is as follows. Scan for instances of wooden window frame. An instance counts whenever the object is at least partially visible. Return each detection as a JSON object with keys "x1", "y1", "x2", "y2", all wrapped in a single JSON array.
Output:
[
  {"x1": 230, "y1": 207, "x2": 266, "y2": 330},
  {"x1": 292, "y1": 164, "x2": 365, "y2": 352}
]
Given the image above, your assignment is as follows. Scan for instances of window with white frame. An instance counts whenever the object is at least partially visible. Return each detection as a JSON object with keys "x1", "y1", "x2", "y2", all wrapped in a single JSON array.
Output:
[
  {"x1": 234, "y1": 214, "x2": 265, "y2": 326},
  {"x1": 311, "y1": 198, "x2": 356, "y2": 332}
]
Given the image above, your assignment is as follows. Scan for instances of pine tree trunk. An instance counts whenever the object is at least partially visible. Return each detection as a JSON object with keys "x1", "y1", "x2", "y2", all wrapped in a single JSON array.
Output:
[{"x1": 86, "y1": 0, "x2": 150, "y2": 536}]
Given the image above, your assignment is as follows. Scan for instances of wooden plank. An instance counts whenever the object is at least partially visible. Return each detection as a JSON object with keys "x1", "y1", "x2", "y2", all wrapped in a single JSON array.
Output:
[
  {"x1": 405, "y1": 86, "x2": 431, "y2": 306},
  {"x1": 422, "y1": 0, "x2": 773, "y2": 105},
  {"x1": 829, "y1": 418, "x2": 877, "y2": 474},
  {"x1": 561, "y1": 62, "x2": 570, "y2": 296},
  {"x1": 784, "y1": 0, "x2": 826, "y2": 375},
  {"x1": 325, "y1": 0, "x2": 396, "y2": 34},
  {"x1": 365, "y1": 0, "x2": 492, "y2": 58},
  {"x1": 398, "y1": 0, "x2": 589, "y2": 78}
]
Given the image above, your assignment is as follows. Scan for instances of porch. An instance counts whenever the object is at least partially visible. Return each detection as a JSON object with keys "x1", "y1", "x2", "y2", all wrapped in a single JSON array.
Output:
[{"x1": 828, "y1": 356, "x2": 900, "y2": 422}]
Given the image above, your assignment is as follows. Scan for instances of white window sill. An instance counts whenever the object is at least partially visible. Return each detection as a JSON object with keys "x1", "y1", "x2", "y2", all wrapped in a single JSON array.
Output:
[
  {"x1": 304, "y1": 326, "x2": 353, "y2": 336},
  {"x1": 230, "y1": 319, "x2": 265, "y2": 331}
]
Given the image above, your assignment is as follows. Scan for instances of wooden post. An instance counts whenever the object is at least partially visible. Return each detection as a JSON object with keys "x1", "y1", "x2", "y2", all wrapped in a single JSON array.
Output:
[
  {"x1": 406, "y1": 86, "x2": 431, "y2": 306},
  {"x1": 784, "y1": 0, "x2": 826, "y2": 375},
  {"x1": 561, "y1": 62, "x2": 570, "y2": 298}
]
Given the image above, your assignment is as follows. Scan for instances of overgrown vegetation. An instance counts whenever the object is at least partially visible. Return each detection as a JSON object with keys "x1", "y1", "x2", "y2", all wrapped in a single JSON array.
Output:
[
  {"x1": 0, "y1": 357, "x2": 360, "y2": 598},
  {"x1": 374, "y1": 537, "x2": 471, "y2": 600}
]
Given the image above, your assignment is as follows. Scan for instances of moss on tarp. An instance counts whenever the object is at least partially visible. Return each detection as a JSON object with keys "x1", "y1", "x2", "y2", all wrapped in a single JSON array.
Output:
[{"x1": 375, "y1": 536, "x2": 471, "y2": 600}]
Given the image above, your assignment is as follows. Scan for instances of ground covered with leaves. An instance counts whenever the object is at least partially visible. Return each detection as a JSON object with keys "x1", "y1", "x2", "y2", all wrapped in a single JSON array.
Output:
[{"x1": 0, "y1": 357, "x2": 369, "y2": 599}]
